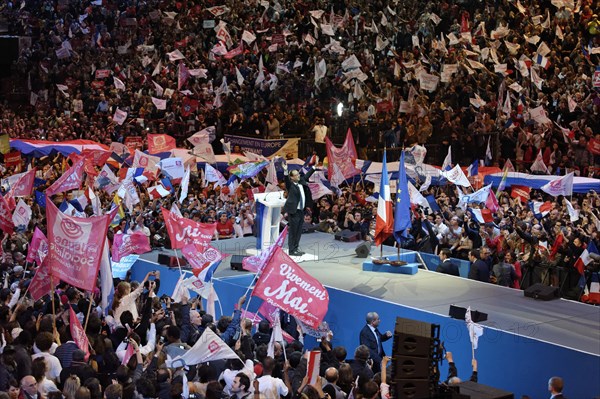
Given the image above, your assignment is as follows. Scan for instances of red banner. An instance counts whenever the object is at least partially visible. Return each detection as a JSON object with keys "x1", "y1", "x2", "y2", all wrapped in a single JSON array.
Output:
[
  {"x1": 4, "y1": 151, "x2": 21, "y2": 167},
  {"x1": 125, "y1": 136, "x2": 144, "y2": 151},
  {"x1": 46, "y1": 200, "x2": 110, "y2": 291},
  {"x1": 69, "y1": 306, "x2": 90, "y2": 360},
  {"x1": 111, "y1": 232, "x2": 151, "y2": 262},
  {"x1": 27, "y1": 227, "x2": 48, "y2": 264},
  {"x1": 9, "y1": 168, "x2": 36, "y2": 197},
  {"x1": 147, "y1": 134, "x2": 176, "y2": 154},
  {"x1": 46, "y1": 156, "x2": 86, "y2": 196},
  {"x1": 81, "y1": 149, "x2": 112, "y2": 166},
  {"x1": 162, "y1": 208, "x2": 216, "y2": 249},
  {"x1": 29, "y1": 258, "x2": 55, "y2": 301},
  {"x1": 181, "y1": 243, "x2": 225, "y2": 270},
  {"x1": 511, "y1": 185, "x2": 531, "y2": 202},
  {"x1": 0, "y1": 193, "x2": 15, "y2": 235},
  {"x1": 95, "y1": 69, "x2": 111, "y2": 79},
  {"x1": 253, "y1": 247, "x2": 329, "y2": 328}
]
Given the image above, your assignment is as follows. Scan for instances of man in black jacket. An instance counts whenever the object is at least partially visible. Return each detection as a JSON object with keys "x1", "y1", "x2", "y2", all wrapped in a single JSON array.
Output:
[
  {"x1": 283, "y1": 165, "x2": 315, "y2": 256},
  {"x1": 437, "y1": 248, "x2": 460, "y2": 276},
  {"x1": 468, "y1": 249, "x2": 490, "y2": 283}
]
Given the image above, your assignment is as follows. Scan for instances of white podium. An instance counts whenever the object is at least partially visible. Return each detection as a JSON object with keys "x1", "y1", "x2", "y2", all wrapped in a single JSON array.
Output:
[{"x1": 253, "y1": 192, "x2": 286, "y2": 251}]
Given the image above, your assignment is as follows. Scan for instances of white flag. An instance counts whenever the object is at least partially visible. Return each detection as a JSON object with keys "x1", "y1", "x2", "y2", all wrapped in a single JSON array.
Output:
[
  {"x1": 113, "y1": 108, "x2": 128, "y2": 125},
  {"x1": 530, "y1": 150, "x2": 549, "y2": 173},
  {"x1": 152, "y1": 80, "x2": 164, "y2": 97},
  {"x1": 540, "y1": 172, "x2": 574, "y2": 197},
  {"x1": 99, "y1": 240, "x2": 114, "y2": 315},
  {"x1": 12, "y1": 199, "x2": 32, "y2": 227},
  {"x1": 205, "y1": 164, "x2": 227, "y2": 187},
  {"x1": 564, "y1": 198, "x2": 579, "y2": 222},
  {"x1": 465, "y1": 307, "x2": 484, "y2": 350},
  {"x1": 442, "y1": 146, "x2": 452, "y2": 171},
  {"x1": 113, "y1": 77, "x2": 126, "y2": 90},
  {"x1": 167, "y1": 49, "x2": 185, "y2": 61},
  {"x1": 179, "y1": 167, "x2": 190, "y2": 204},
  {"x1": 151, "y1": 97, "x2": 167, "y2": 110},
  {"x1": 168, "y1": 328, "x2": 241, "y2": 368},
  {"x1": 440, "y1": 164, "x2": 471, "y2": 187},
  {"x1": 267, "y1": 312, "x2": 284, "y2": 358},
  {"x1": 152, "y1": 60, "x2": 162, "y2": 76},
  {"x1": 266, "y1": 160, "x2": 278, "y2": 186},
  {"x1": 235, "y1": 66, "x2": 244, "y2": 86}
]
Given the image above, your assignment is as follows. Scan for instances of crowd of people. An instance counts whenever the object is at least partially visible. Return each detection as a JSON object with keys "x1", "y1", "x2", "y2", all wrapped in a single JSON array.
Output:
[{"x1": 0, "y1": 0, "x2": 596, "y2": 397}]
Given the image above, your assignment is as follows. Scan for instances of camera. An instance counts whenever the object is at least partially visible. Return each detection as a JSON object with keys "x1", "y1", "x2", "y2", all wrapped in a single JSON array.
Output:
[{"x1": 160, "y1": 294, "x2": 170, "y2": 302}]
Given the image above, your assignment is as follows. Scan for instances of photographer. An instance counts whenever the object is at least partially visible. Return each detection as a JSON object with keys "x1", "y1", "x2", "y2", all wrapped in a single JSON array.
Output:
[{"x1": 343, "y1": 210, "x2": 369, "y2": 240}]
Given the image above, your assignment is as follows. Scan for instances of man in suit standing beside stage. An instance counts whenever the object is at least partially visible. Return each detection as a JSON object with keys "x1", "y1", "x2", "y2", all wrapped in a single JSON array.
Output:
[
  {"x1": 468, "y1": 249, "x2": 491, "y2": 283},
  {"x1": 359, "y1": 312, "x2": 392, "y2": 373},
  {"x1": 283, "y1": 164, "x2": 315, "y2": 256},
  {"x1": 436, "y1": 248, "x2": 460, "y2": 276},
  {"x1": 548, "y1": 376, "x2": 565, "y2": 399}
]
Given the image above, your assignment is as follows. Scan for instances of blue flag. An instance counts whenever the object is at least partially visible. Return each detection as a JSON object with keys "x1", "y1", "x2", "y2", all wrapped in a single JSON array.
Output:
[
  {"x1": 467, "y1": 159, "x2": 479, "y2": 177},
  {"x1": 34, "y1": 190, "x2": 46, "y2": 208},
  {"x1": 393, "y1": 151, "x2": 412, "y2": 242},
  {"x1": 425, "y1": 195, "x2": 441, "y2": 213}
]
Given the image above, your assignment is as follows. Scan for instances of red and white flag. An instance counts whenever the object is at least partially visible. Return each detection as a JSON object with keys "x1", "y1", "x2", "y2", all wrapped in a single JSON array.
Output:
[
  {"x1": 540, "y1": 172, "x2": 574, "y2": 197},
  {"x1": 132, "y1": 150, "x2": 160, "y2": 170},
  {"x1": 147, "y1": 184, "x2": 171, "y2": 199},
  {"x1": 0, "y1": 194, "x2": 15, "y2": 235},
  {"x1": 112, "y1": 232, "x2": 151, "y2": 262},
  {"x1": 510, "y1": 185, "x2": 531, "y2": 202},
  {"x1": 253, "y1": 247, "x2": 329, "y2": 328},
  {"x1": 325, "y1": 129, "x2": 360, "y2": 181},
  {"x1": 162, "y1": 207, "x2": 216, "y2": 249},
  {"x1": 306, "y1": 351, "x2": 322, "y2": 385},
  {"x1": 69, "y1": 306, "x2": 90, "y2": 360},
  {"x1": 167, "y1": 328, "x2": 240, "y2": 368},
  {"x1": 46, "y1": 200, "x2": 110, "y2": 291},
  {"x1": 28, "y1": 258, "x2": 55, "y2": 301},
  {"x1": 8, "y1": 168, "x2": 36, "y2": 197},
  {"x1": 147, "y1": 134, "x2": 176, "y2": 154},
  {"x1": 27, "y1": 227, "x2": 49, "y2": 264},
  {"x1": 12, "y1": 199, "x2": 32, "y2": 227},
  {"x1": 46, "y1": 156, "x2": 86, "y2": 196},
  {"x1": 243, "y1": 226, "x2": 288, "y2": 273}
]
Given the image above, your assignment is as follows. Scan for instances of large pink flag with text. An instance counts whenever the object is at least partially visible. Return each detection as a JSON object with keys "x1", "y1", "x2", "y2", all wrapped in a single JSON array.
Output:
[
  {"x1": 162, "y1": 207, "x2": 216, "y2": 250},
  {"x1": 253, "y1": 247, "x2": 329, "y2": 328},
  {"x1": 46, "y1": 200, "x2": 110, "y2": 291},
  {"x1": 111, "y1": 232, "x2": 151, "y2": 262},
  {"x1": 46, "y1": 156, "x2": 86, "y2": 196}
]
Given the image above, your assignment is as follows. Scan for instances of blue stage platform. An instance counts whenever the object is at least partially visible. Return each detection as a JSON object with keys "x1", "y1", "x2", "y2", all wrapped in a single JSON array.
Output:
[{"x1": 130, "y1": 232, "x2": 600, "y2": 399}]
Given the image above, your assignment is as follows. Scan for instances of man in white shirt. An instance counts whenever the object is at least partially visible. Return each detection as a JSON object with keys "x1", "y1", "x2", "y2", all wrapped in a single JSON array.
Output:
[
  {"x1": 31, "y1": 332, "x2": 62, "y2": 383},
  {"x1": 432, "y1": 214, "x2": 450, "y2": 245},
  {"x1": 256, "y1": 357, "x2": 290, "y2": 399}
]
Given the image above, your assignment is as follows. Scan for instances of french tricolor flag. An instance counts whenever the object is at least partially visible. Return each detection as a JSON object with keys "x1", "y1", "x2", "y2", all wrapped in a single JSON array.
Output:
[
  {"x1": 535, "y1": 54, "x2": 551, "y2": 69},
  {"x1": 468, "y1": 208, "x2": 493, "y2": 224},
  {"x1": 574, "y1": 241, "x2": 599, "y2": 275},
  {"x1": 529, "y1": 201, "x2": 552, "y2": 219}
]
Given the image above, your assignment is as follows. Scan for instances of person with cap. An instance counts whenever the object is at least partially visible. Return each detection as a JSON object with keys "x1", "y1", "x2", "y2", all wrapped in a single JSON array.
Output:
[{"x1": 282, "y1": 162, "x2": 315, "y2": 256}]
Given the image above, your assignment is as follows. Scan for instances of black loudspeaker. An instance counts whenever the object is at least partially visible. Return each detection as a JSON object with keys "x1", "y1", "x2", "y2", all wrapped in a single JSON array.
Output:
[
  {"x1": 524, "y1": 283, "x2": 559, "y2": 301},
  {"x1": 394, "y1": 356, "x2": 430, "y2": 379},
  {"x1": 335, "y1": 229, "x2": 361, "y2": 242},
  {"x1": 449, "y1": 305, "x2": 488, "y2": 322},
  {"x1": 355, "y1": 241, "x2": 372, "y2": 258},
  {"x1": 394, "y1": 379, "x2": 434, "y2": 399},
  {"x1": 458, "y1": 381, "x2": 515, "y2": 399},
  {"x1": 230, "y1": 255, "x2": 248, "y2": 271},
  {"x1": 157, "y1": 254, "x2": 171, "y2": 266}
]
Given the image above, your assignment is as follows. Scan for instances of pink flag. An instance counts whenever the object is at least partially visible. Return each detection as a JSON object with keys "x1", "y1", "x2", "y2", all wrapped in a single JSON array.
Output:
[
  {"x1": 46, "y1": 200, "x2": 110, "y2": 291},
  {"x1": 111, "y1": 232, "x2": 151, "y2": 262},
  {"x1": 9, "y1": 169, "x2": 36, "y2": 197},
  {"x1": 147, "y1": 134, "x2": 176, "y2": 154},
  {"x1": 69, "y1": 306, "x2": 90, "y2": 361},
  {"x1": 161, "y1": 208, "x2": 216, "y2": 250},
  {"x1": 239, "y1": 309, "x2": 263, "y2": 326},
  {"x1": 178, "y1": 63, "x2": 190, "y2": 91},
  {"x1": 253, "y1": 247, "x2": 329, "y2": 328},
  {"x1": 325, "y1": 129, "x2": 360, "y2": 182},
  {"x1": 27, "y1": 227, "x2": 48, "y2": 264},
  {"x1": 81, "y1": 149, "x2": 111, "y2": 166},
  {"x1": 181, "y1": 243, "x2": 225, "y2": 270},
  {"x1": 0, "y1": 194, "x2": 15, "y2": 235},
  {"x1": 122, "y1": 343, "x2": 135, "y2": 365},
  {"x1": 28, "y1": 258, "x2": 55, "y2": 301},
  {"x1": 485, "y1": 190, "x2": 499, "y2": 213},
  {"x1": 46, "y1": 157, "x2": 86, "y2": 196},
  {"x1": 258, "y1": 301, "x2": 279, "y2": 325},
  {"x1": 243, "y1": 226, "x2": 288, "y2": 273}
]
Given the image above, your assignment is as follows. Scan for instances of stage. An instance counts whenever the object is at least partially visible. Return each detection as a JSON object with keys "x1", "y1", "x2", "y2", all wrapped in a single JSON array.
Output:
[{"x1": 131, "y1": 232, "x2": 600, "y2": 398}]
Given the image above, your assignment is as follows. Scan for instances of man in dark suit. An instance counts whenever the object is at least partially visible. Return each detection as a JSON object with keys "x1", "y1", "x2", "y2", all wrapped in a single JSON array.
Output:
[
  {"x1": 283, "y1": 165, "x2": 315, "y2": 256},
  {"x1": 468, "y1": 249, "x2": 491, "y2": 283},
  {"x1": 436, "y1": 248, "x2": 460, "y2": 276},
  {"x1": 548, "y1": 376, "x2": 566, "y2": 399},
  {"x1": 358, "y1": 312, "x2": 392, "y2": 373}
]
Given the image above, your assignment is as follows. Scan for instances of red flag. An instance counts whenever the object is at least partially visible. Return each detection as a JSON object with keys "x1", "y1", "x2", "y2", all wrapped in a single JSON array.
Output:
[
  {"x1": 550, "y1": 233, "x2": 564, "y2": 260},
  {"x1": 9, "y1": 169, "x2": 36, "y2": 197},
  {"x1": 147, "y1": 134, "x2": 176, "y2": 154},
  {"x1": 223, "y1": 42, "x2": 244, "y2": 59},
  {"x1": 161, "y1": 207, "x2": 216, "y2": 249},
  {"x1": 510, "y1": 185, "x2": 531, "y2": 202},
  {"x1": 0, "y1": 194, "x2": 15, "y2": 235},
  {"x1": 81, "y1": 149, "x2": 112, "y2": 166},
  {"x1": 325, "y1": 129, "x2": 360, "y2": 182},
  {"x1": 181, "y1": 97, "x2": 199, "y2": 117},
  {"x1": 181, "y1": 243, "x2": 226, "y2": 270},
  {"x1": 46, "y1": 200, "x2": 110, "y2": 291},
  {"x1": 485, "y1": 190, "x2": 499, "y2": 213},
  {"x1": 111, "y1": 232, "x2": 151, "y2": 262},
  {"x1": 27, "y1": 227, "x2": 48, "y2": 264},
  {"x1": 122, "y1": 343, "x2": 135, "y2": 365},
  {"x1": 253, "y1": 247, "x2": 329, "y2": 328},
  {"x1": 46, "y1": 156, "x2": 86, "y2": 196},
  {"x1": 28, "y1": 258, "x2": 55, "y2": 301},
  {"x1": 69, "y1": 306, "x2": 90, "y2": 361}
]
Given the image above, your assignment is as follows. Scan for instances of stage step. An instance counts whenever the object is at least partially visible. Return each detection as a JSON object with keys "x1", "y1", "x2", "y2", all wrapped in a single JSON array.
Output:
[{"x1": 362, "y1": 251, "x2": 421, "y2": 275}]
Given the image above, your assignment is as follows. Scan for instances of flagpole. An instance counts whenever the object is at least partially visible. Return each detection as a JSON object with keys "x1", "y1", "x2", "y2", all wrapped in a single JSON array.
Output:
[
  {"x1": 83, "y1": 291, "x2": 94, "y2": 333},
  {"x1": 51, "y1": 275, "x2": 57, "y2": 332},
  {"x1": 173, "y1": 248, "x2": 184, "y2": 275}
]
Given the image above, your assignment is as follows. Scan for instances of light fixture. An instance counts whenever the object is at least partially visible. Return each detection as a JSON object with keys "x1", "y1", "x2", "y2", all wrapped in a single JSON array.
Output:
[{"x1": 336, "y1": 102, "x2": 344, "y2": 117}]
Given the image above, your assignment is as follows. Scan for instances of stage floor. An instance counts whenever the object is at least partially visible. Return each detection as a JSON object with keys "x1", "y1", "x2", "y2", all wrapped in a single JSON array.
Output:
[{"x1": 140, "y1": 232, "x2": 600, "y2": 356}]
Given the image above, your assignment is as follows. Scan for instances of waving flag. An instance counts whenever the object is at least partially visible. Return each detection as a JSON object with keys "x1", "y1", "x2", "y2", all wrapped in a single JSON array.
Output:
[
  {"x1": 253, "y1": 246, "x2": 328, "y2": 328},
  {"x1": 27, "y1": 227, "x2": 48, "y2": 264},
  {"x1": 112, "y1": 232, "x2": 151, "y2": 262},
  {"x1": 162, "y1": 207, "x2": 216, "y2": 249},
  {"x1": 468, "y1": 208, "x2": 494, "y2": 224},
  {"x1": 540, "y1": 172, "x2": 574, "y2": 197},
  {"x1": 182, "y1": 243, "x2": 226, "y2": 272},
  {"x1": 325, "y1": 129, "x2": 360, "y2": 181},
  {"x1": 243, "y1": 226, "x2": 288, "y2": 273},
  {"x1": 46, "y1": 156, "x2": 86, "y2": 196},
  {"x1": 529, "y1": 201, "x2": 552, "y2": 219},
  {"x1": 147, "y1": 134, "x2": 176, "y2": 154},
  {"x1": 205, "y1": 164, "x2": 227, "y2": 187},
  {"x1": 179, "y1": 167, "x2": 190, "y2": 203},
  {"x1": 465, "y1": 306, "x2": 484, "y2": 350},
  {"x1": 511, "y1": 185, "x2": 531, "y2": 202},
  {"x1": 99, "y1": 241, "x2": 114, "y2": 315},
  {"x1": 8, "y1": 168, "x2": 36, "y2": 197},
  {"x1": 0, "y1": 194, "x2": 15, "y2": 235},
  {"x1": 167, "y1": 328, "x2": 241, "y2": 368},
  {"x1": 227, "y1": 161, "x2": 268, "y2": 179},
  {"x1": 574, "y1": 241, "x2": 599, "y2": 275},
  {"x1": 374, "y1": 150, "x2": 394, "y2": 246},
  {"x1": 46, "y1": 200, "x2": 110, "y2": 291},
  {"x1": 530, "y1": 150, "x2": 548, "y2": 173},
  {"x1": 440, "y1": 164, "x2": 471, "y2": 187},
  {"x1": 28, "y1": 258, "x2": 55, "y2": 301},
  {"x1": 69, "y1": 306, "x2": 90, "y2": 360},
  {"x1": 393, "y1": 151, "x2": 411, "y2": 242},
  {"x1": 467, "y1": 159, "x2": 479, "y2": 177}
]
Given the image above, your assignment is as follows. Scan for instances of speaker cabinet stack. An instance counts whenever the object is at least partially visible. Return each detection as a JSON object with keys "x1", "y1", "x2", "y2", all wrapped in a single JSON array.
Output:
[{"x1": 392, "y1": 317, "x2": 443, "y2": 399}]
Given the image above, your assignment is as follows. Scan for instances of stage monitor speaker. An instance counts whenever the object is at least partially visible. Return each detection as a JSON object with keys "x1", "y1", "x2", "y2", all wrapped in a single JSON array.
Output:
[
  {"x1": 394, "y1": 356, "x2": 430, "y2": 380},
  {"x1": 393, "y1": 318, "x2": 435, "y2": 358},
  {"x1": 458, "y1": 381, "x2": 514, "y2": 399},
  {"x1": 449, "y1": 305, "x2": 488, "y2": 322},
  {"x1": 524, "y1": 283, "x2": 559, "y2": 301},
  {"x1": 157, "y1": 254, "x2": 170, "y2": 266},
  {"x1": 335, "y1": 229, "x2": 362, "y2": 242},
  {"x1": 230, "y1": 255, "x2": 248, "y2": 271},
  {"x1": 355, "y1": 241, "x2": 372, "y2": 258},
  {"x1": 393, "y1": 379, "x2": 434, "y2": 399}
]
